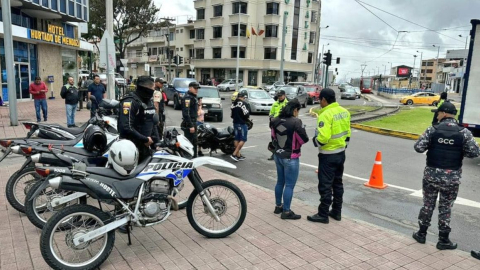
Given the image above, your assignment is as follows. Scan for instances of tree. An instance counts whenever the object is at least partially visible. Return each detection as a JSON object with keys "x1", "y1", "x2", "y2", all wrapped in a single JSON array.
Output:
[{"x1": 83, "y1": 0, "x2": 161, "y2": 60}]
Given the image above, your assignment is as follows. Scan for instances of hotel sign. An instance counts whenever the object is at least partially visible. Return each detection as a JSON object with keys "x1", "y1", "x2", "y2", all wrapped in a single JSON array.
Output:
[{"x1": 28, "y1": 24, "x2": 80, "y2": 47}]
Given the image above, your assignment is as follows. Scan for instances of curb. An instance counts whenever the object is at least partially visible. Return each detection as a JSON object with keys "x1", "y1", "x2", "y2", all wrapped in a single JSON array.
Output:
[{"x1": 351, "y1": 123, "x2": 420, "y2": 140}]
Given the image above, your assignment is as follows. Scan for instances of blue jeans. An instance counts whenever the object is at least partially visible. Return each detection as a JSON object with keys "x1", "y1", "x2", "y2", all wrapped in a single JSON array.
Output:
[
  {"x1": 66, "y1": 104, "x2": 77, "y2": 126},
  {"x1": 274, "y1": 155, "x2": 300, "y2": 212},
  {"x1": 233, "y1": 123, "x2": 248, "y2": 142},
  {"x1": 34, "y1": 99, "x2": 48, "y2": 121}
]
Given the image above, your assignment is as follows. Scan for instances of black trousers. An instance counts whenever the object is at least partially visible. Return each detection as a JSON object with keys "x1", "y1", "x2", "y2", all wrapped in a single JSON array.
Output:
[
  {"x1": 182, "y1": 126, "x2": 198, "y2": 158},
  {"x1": 317, "y1": 151, "x2": 346, "y2": 217}
]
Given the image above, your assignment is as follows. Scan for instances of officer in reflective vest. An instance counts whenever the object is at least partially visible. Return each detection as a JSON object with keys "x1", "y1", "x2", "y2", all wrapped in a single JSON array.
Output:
[
  {"x1": 308, "y1": 88, "x2": 351, "y2": 224},
  {"x1": 413, "y1": 102, "x2": 480, "y2": 250},
  {"x1": 268, "y1": 90, "x2": 288, "y2": 160}
]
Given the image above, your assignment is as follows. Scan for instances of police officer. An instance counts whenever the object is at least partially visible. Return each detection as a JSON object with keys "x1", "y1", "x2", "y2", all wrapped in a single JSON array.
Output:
[
  {"x1": 432, "y1": 92, "x2": 448, "y2": 125},
  {"x1": 118, "y1": 76, "x2": 159, "y2": 162},
  {"x1": 268, "y1": 90, "x2": 288, "y2": 160},
  {"x1": 181, "y1": 82, "x2": 200, "y2": 157},
  {"x1": 153, "y1": 78, "x2": 167, "y2": 139},
  {"x1": 413, "y1": 102, "x2": 480, "y2": 250},
  {"x1": 308, "y1": 88, "x2": 351, "y2": 224}
]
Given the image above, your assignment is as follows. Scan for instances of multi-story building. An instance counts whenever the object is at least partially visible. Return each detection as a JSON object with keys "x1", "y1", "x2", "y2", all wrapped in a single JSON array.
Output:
[
  {"x1": 443, "y1": 49, "x2": 468, "y2": 93},
  {"x1": 192, "y1": 0, "x2": 321, "y2": 85},
  {"x1": 0, "y1": 0, "x2": 93, "y2": 102},
  {"x1": 420, "y1": 58, "x2": 445, "y2": 88}
]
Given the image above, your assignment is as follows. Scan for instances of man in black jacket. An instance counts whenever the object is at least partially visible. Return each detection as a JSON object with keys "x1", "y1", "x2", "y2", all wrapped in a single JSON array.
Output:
[
  {"x1": 118, "y1": 76, "x2": 159, "y2": 162},
  {"x1": 60, "y1": 76, "x2": 79, "y2": 127},
  {"x1": 181, "y1": 82, "x2": 200, "y2": 157},
  {"x1": 230, "y1": 92, "x2": 250, "y2": 161}
]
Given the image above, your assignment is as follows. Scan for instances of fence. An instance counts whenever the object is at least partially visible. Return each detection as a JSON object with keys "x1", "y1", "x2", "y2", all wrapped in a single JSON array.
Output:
[{"x1": 378, "y1": 88, "x2": 432, "y2": 95}]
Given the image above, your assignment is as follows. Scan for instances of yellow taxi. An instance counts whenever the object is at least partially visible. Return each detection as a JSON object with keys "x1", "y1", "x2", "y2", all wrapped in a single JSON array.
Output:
[
  {"x1": 400, "y1": 92, "x2": 440, "y2": 106},
  {"x1": 231, "y1": 86, "x2": 264, "y2": 101}
]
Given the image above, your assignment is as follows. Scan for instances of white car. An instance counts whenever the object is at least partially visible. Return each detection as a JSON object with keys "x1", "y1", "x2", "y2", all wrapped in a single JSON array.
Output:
[
  {"x1": 98, "y1": 73, "x2": 126, "y2": 86},
  {"x1": 217, "y1": 79, "x2": 243, "y2": 92},
  {"x1": 264, "y1": 81, "x2": 285, "y2": 91}
]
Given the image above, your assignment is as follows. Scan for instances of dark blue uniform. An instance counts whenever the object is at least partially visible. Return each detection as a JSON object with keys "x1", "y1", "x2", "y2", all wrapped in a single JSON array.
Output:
[{"x1": 181, "y1": 91, "x2": 198, "y2": 157}]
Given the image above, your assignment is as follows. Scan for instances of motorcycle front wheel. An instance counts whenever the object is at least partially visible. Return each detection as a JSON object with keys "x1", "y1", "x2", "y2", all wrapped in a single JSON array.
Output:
[
  {"x1": 220, "y1": 144, "x2": 235, "y2": 155},
  {"x1": 186, "y1": 179, "x2": 247, "y2": 238},
  {"x1": 40, "y1": 205, "x2": 115, "y2": 270}
]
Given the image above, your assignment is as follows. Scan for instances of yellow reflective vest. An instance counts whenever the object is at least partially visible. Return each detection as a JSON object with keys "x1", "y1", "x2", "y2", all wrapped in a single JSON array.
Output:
[
  {"x1": 269, "y1": 98, "x2": 288, "y2": 117},
  {"x1": 316, "y1": 102, "x2": 351, "y2": 154}
]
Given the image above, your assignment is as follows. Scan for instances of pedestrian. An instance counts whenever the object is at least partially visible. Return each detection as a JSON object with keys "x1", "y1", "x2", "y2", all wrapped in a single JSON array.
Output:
[
  {"x1": 268, "y1": 90, "x2": 288, "y2": 160},
  {"x1": 230, "y1": 92, "x2": 250, "y2": 161},
  {"x1": 88, "y1": 75, "x2": 106, "y2": 118},
  {"x1": 307, "y1": 88, "x2": 351, "y2": 224},
  {"x1": 118, "y1": 76, "x2": 159, "y2": 162},
  {"x1": 60, "y1": 76, "x2": 79, "y2": 127},
  {"x1": 413, "y1": 102, "x2": 480, "y2": 250},
  {"x1": 29, "y1": 76, "x2": 48, "y2": 122},
  {"x1": 432, "y1": 92, "x2": 448, "y2": 125},
  {"x1": 270, "y1": 99, "x2": 309, "y2": 220},
  {"x1": 153, "y1": 78, "x2": 167, "y2": 139},
  {"x1": 181, "y1": 82, "x2": 200, "y2": 157}
]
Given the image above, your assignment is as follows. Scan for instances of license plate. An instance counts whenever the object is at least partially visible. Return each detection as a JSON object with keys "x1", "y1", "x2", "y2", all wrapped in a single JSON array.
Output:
[{"x1": 0, "y1": 146, "x2": 11, "y2": 163}]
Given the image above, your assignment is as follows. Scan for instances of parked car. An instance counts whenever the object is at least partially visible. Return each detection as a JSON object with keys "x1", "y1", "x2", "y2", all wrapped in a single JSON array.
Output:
[
  {"x1": 97, "y1": 73, "x2": 126, "y2": 86},
  {"x1": 232, "y1": 86, "x2": 263, "y2": 102},
  {"x1": 165, "y1": 78, "x2": 198, "y2": 110},
  {"x1": 287, "y1": 82, "x2": 311, "y2": 87},
  {"x1": 264, "y1": 81, "x2": 285, "y2": 91},
  {"x1": 198, "y1": 86, "x2": 224, "y2": 122},
  {"x1": 352, "y1": 87, "x2": 361, "y2": 99},
  {"x1": 341, "y1": 87, "x2": 357, "y2": 100},
  {"x1": 339, "y1": 83, "x2": 350, "y2": 92},
  {"x1": 217, "y1": 79, "x2": 243, "y2": 91},
  {"x1": 238, "y1": 88, "x2": 275, "y2": 114},
  {"x1": 304, "y1": 84, "x2": 322, "y2": 105},
  {"x1": 278, "y1": 86, "x2": 308, "y2": 108},
  {"x1": 400, "y1": 92, "x2": 440, "y2": 106}
]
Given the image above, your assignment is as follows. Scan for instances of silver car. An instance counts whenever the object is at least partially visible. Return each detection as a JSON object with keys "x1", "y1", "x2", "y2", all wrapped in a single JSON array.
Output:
[
  {"x1": 264, "y1": 81, "x2": 285, "y2": 91},
  {"x1": 239, "y1": 89, "x2": 274, "y2": 114},
  {"x1": 341, "y1": 87, "x2": 357, "y2": 100},
  {"x1": 278, "y1": 86, "x2": 308, "y2": 108},
  {"x1": 217, "y1": 79, "x2": 243, "y2": 91}
]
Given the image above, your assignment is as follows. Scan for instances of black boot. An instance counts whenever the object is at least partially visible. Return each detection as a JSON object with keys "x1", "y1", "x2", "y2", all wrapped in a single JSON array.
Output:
[
  {"x1": 412, "y1": 224, "x2": 428, "y2": 244},
  {"x1": 328, "y1": 211, "x2": 341, "y2": 221},
  {"x1": 471, "y1": 250, "x2": 480, "y2": 260},
  {"x1": 436, "y1": 231, "x2": 457, "y2": 250}
]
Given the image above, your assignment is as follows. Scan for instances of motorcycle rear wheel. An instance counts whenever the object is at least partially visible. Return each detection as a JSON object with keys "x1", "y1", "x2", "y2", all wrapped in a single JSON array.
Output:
[
  {"x1": 220, "y1": 144, "x2": 235, "y2": 155},
  {"x1": 6, "y1": 166, "x2": 40, "y2": 213}
]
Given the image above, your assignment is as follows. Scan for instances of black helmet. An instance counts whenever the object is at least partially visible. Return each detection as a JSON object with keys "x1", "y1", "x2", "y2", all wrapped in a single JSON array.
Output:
[
  {"x1": 246, "y1": 119, "x2": 253, "y2": 130},
  {"x1": 83, "y1": 125, "x2": 107, "y2": 152}
]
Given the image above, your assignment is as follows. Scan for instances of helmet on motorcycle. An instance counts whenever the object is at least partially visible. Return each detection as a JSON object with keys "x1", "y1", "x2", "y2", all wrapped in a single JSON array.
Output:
[
  {"x1": 108, "y1": 140, "x2": 139, "y2": 176},
  {"x1": 83, "y1": 125, "x2": 107, "y2": 152}
]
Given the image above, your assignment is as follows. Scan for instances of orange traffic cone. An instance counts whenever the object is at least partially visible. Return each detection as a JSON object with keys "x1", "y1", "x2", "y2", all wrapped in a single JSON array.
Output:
[{"x1": 364, "y1": 151, "x2": 387, "y2": 189}]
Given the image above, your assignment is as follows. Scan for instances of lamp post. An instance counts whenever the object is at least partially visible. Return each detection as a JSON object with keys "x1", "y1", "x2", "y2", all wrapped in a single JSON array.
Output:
[
  {"x1": 459, "y1": 34, "x2": 469, "y2": 50},
  {"x1": 416, "y1": 50, "x2": 423, "y2": 84}
]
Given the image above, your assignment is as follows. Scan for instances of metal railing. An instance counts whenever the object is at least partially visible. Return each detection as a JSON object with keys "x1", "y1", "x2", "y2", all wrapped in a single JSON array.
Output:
[{"x1": 378, "y1": 87, "x2": 432, "y2": 95}]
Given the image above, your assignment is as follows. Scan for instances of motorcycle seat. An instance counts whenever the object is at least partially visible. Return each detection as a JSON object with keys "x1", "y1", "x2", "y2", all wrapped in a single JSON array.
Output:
[
  {"x1": 216, "y1": 129, "x2": 231, "y2": 139},
  {"x1": 60, "y1": 125, "x2": 87, "y2": 136},
  {"x1": 86, "y1": 156, "x2": 152, "y2": 180}
]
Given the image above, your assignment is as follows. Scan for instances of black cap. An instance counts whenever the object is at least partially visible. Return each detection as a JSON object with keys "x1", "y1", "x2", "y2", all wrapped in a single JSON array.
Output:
[
  {"x1": 433, "y1": 101, "x2": 457, "y2": 114},
  {"x1": 237, "y1": 92, "x2": 247, "y2": 98},
  {"x1": 277, "y1": 90, "x2": 286, "y2": 96},
  {"x1": 189, "y1": 82, "x2": 201, "y2": 88},
  {"x1": 319, "y1": 88, "x2": 336, "y2": 100},
  {"x1": 155, "y1": 78, "x2": 167, "y2": 83}
]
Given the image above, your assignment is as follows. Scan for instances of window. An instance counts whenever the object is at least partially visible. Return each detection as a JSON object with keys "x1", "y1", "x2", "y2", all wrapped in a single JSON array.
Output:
[
  {"x1": 195, "y1": 49, "x2": 205, "y2": 59},
  {"x1": 264, "y1": 48, "x2": 277, "y2": 60},
  {"x1": 51, "y1": 0, "x2": 58, "y2": 10},
  {"x1": 77, "y1": 3, "x2": 82, "y2": 18},
  {"x1": 169, "y1": 32, "x2": 174, "y2": 41},
  {"x1": 426, "y1": 77, "x2": 432, "y2": 81},
  {"x1": 197, "y1": 8, "x2": 205, "y2": 20},
  {"x1": 213, "y1": 26, "x2": 222, "y2": 38},
  {"x1": 291, "y1": 0, "x2": 300, "y2": 60},
  {"x1": 189, "y1": 49, "x2": 194, "y2": 58},
  {"x1": 176, "y1": 48, "x2": 179, "y2": 51},
  {"x1": 232, "y1": 2, "x2": 247, "y2": 14},
  {"x1": 426, "y1": 69, "x2": 433, "y2": 73},
  {"x1": 196, "y1": 29, "x2": 205, "y2": 40},
  {"x1": 42, "y1": 0, "x2": 48, "y2": 7},
  {"x1": 231, "y1": 24, "x2": 247, "y2": 36},
  {"x1": 62, "y1": 23, "x2": 76, "y2": 38},
  {"x1": 231, "y1": 47, "x2": 246, "y2": 58},
  {"x1": 309, "y1": 32, "x2": 316, "y2": 44},
  {"x1": 427, "y1": 62, "x2": 434, "y2": 66},
  {"x1": 266, "y1": 2, "x2": 279, "y2": 15},
  {"x1": 136, "y1": 50, "x2": 142, "y2": 57},
  {"x1": 265, "y1": 25, "x2": 278, "y2": 38},
  {"x1": 213, "y1": 48, "x2": 222, "y2": 59},
  {"x1": 308, "y1": 52, "x2": 313, "y2": 63},
  {"x1": 190, "y1": 29, "x2": 195, "y2": 39},
  {"x1": 311, "y1": 11, "x2": 317, "y2": 23},
  {"x1": 181, "y1": 48, "x2": 183, "y2": 51},
  {"x1": 152, "y1": 48, "x2": 157, "y2": 55},
  {"x1": 214, "y1": 5, "x2": 223, "y2": 17},
  {"x1": 60, "y1": 0, "x2": 66, "y2": 13},
  {"x1": 176, "y1": 30, "x2": 179, "y2": 33},
  {"x1": 68, "y1": 0, "x2": 75, "y2": 16}
]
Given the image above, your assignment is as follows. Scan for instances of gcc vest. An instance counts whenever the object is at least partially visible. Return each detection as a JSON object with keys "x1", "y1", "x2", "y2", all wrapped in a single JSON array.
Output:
[{"x1": 426, "y1": 123, "x2": 464, "y2": 170}]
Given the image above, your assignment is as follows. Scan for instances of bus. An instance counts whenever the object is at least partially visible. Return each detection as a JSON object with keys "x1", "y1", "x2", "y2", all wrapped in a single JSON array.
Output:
[{"x1": 350, "y1": 77, "x2": 374, "y2": 93}]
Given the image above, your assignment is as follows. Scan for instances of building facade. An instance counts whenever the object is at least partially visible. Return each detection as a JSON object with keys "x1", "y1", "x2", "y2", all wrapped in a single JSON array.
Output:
[
  {"x1": 0, "y1": 0, "x2": 92, "y2": 102},
  {"x1": 420, "y1": 58, "x2": 445, "y2": 88}
]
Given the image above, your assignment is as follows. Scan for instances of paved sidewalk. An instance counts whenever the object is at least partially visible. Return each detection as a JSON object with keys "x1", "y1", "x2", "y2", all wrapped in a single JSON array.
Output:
[
  {"x1": 0, "y1": 99, "x2": 90, "y2": 139},
  {"x1": 0, "y1": 163, "x2": 479, "y2": 270}
]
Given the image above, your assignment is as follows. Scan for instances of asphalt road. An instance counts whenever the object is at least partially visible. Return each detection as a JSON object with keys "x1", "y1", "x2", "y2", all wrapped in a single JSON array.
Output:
[{"x1": 163, "y1": 87, "x2": 480, "y2": 252}]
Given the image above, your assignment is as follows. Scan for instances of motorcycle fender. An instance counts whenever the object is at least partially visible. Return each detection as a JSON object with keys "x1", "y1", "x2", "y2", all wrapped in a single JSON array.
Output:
[
  {"x1": 29, "y1": 177, "x2": 55, "y2": 201},
  {"x1": 192, "y1": 156, "x2": 237, "y2": 169}
]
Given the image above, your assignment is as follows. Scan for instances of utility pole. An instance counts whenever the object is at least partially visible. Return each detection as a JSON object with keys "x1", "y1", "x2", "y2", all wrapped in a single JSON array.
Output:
[
  {"x1": 106, "y1": 0, "x2": 115, "y2": 100},
  {"x1": 161, "y1": 17, "x2": 175, "y2": 82},
  {"x1": 279, "y1": 11, "x2": 288, "y2": 84},
  {"x1": 235, "y1": 9, "x2": 241, "y2": 91},
  {"x1": 2, "y1": 0, "x2": 17, "y2": 125},
  {"x1": 434, "y1": 45, "x2": 440, "y2": 84},
  {"x1": 417, "y1": 51, "x2": 423, "y2": 86},
  {"x1": 361, "y1": 64, "x2": 367, "y2": 77}
]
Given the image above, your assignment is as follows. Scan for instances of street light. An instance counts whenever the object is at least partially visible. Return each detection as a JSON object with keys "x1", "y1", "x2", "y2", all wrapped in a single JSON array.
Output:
[
  {"x1": 417, "y1": 50, "x2": 423, "y2": 83},
  {"x1": 459, "y1": 35, "x2": 469, "y2": 50}
]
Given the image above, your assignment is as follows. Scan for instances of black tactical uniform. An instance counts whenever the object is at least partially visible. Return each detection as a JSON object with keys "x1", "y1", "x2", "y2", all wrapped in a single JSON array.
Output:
[
  {"x1": 118, "y1": 78, "x2": 159, "y2": 161},
  {"x1": 413, "y1": 102, "x2": 480, "y2": 250},
  {"x1": 181, "y1": 82, "x2": 199, "y2": 157}
]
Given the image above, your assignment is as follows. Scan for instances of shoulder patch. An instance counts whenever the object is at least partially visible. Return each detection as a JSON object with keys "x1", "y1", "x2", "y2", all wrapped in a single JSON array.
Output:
[
  {"x1": 185, "y1": 99, "x2": 190, "y2": 108},
  {"x1": 319, "y1": 121, "x2": 324, "y2": 128},
  {"x1": 123, "y1": 102, "x2": 132, "y2": 108}
]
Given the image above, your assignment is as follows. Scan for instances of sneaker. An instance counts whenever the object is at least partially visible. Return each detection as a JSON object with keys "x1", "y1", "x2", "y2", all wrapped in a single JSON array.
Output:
[
  {"x1": 274, "y1": 205, "x2": 283, "y2": 214},
  {"x1": 238, "y1": 155, "x2": 246, "y2": 161},
  {"x1": 281, "y1": 211, "x2": 301, "y2": 220},
  {"x1": 230, "y1": 155, "x2": 239, "y2": 162}
]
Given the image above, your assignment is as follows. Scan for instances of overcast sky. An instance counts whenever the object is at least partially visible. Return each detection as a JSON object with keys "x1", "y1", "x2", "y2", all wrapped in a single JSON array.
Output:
[{"x1": 154, "y1": 0, "x2": 478, "y2": 82}]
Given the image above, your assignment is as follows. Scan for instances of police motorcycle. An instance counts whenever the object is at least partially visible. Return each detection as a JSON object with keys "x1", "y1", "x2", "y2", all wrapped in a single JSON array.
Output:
[
  {"x1": 33, "y1": 136, "x2": 246, "y2": 270},
  {"x1": 23, "y1": 96, "x2": 118, "y2": 139},
  {"x1": 24, "y1": 129, "x2": 197, "y2": 229},
  {"x1": 197, "y1": 120, "x2": 253, "y2": 156},
  {"x1": 3, "y1": 103, "x2": 119, "y2": 213}
]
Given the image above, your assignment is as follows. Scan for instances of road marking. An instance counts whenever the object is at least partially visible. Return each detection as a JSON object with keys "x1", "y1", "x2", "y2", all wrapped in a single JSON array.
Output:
[
  {"x1": 242, "y1": 145, "x2": 257, "y2": 149},
  {"x1": 410, "y1": 189, "x2": 480, "y2": 209}
]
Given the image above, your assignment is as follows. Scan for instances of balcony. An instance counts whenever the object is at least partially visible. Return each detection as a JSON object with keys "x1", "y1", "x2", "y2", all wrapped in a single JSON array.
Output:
[
  {"x1": 263, "y1": 14, "x2": 281, "y2": 25},
  {"x1": 195, "y1": 20, "x2": 206, "y2": 28},
  {"x1": 263, "y1": 37, "x2": 280, "y2": 47},
  {"x1": 210, "y1": 17, "x2": 224, "y2": 26},
  {"x1": 209, "y1": 38, "x2": 223, "y2": 47},
  {"x1": 442, "y1": 66, "x2": 454, "y2": 73},
  {"x1": 128, "y1": 56, "x2": 148, "y2": 63},
  {"x1": 127, "y1": 35, "x2": 166, "y2": 47},
  {"x1": 229, "y1": 36, "x2": 248, "y2": 47},
  {"x1": 229, "y1": 14, "x2": 249, "y2": 24},
  {"x1": 194, "y1": 39, "x2": 206, "y2": 47},
  {"x1": 194, "y1": 0, "x2": 205, "y2": 9}
]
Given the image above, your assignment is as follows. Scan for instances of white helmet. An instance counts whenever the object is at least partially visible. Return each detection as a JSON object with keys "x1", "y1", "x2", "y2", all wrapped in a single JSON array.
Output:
[{"x1": 108, "y1": 140, "x2": 139, "y2": 176}]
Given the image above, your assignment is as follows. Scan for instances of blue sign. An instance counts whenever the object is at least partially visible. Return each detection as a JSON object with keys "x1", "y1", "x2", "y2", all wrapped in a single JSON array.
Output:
[
  {"x1": 2, "y1": 87, "x2": 8, "y2": 102},
  {"x1": 48, "y1": 76, "x2": 54, "y2": 83}
]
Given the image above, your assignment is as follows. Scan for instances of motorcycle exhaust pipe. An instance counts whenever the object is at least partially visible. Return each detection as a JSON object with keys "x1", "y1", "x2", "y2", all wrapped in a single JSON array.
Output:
[{"x1": 167, "y1": 195, "x2": 179, "y2": 211}]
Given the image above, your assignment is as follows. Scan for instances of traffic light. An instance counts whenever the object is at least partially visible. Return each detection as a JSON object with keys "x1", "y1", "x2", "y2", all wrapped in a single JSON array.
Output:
[
  {"x1": 336, "y1": 57, "x2": 340, "y2": 64},
  {"x1": 179, "y1": 56, "x2": 184, "y2": 65},
  {"x1": 174, "y1": 55, "x2": 179, "y2": 65},
  {"x1": 323, "y1": 50, "x2": 332, "y2": 66}
]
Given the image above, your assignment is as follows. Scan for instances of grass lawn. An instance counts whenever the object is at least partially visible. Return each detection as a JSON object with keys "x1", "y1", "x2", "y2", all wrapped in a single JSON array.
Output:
[{"x1": 313, "y1": 105, "x2": 378, "y2": 115}]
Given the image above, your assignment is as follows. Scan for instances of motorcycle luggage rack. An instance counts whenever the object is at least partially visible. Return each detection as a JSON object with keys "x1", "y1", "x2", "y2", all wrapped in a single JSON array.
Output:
[{"x1": 72, "y1": 162, "x2": 88, "y2": 178}]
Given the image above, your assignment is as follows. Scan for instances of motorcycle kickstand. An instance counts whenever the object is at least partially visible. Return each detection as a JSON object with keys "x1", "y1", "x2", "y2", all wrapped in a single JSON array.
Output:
[{"x1": 127, "y1": 221, "x2": 132, "y2": 246}]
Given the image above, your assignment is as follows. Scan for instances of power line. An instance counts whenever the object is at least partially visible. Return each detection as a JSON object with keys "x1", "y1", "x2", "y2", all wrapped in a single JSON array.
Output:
[{"x1": 354, "y1": 0, "x2": 398, "y2": 32}]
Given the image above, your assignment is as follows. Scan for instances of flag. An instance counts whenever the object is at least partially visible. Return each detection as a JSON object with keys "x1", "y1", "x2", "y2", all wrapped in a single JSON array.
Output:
[
  {"x1": 251, "y1": 27, "x2": 257, "y2": 36},
  {"x1": 246, "y1": 27, "x2": 251, "y2": 38},
  {"x1": 258, "y1": 29, "x2": 264, "y2": 36}
]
